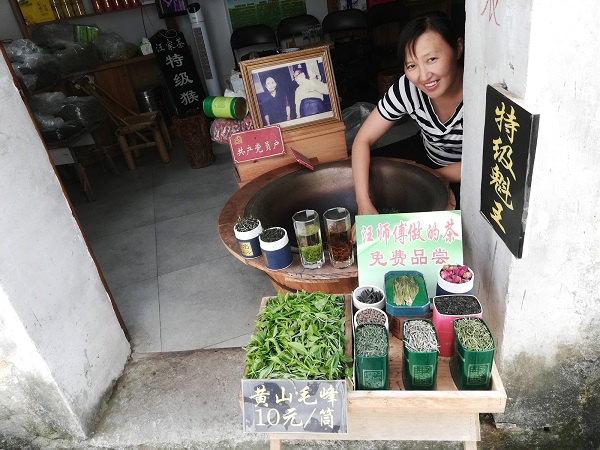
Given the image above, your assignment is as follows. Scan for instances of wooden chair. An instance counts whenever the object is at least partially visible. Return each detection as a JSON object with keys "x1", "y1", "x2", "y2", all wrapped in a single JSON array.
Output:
[{"x1": 73, "y1": 75, "x2": 172, "y2": 171}]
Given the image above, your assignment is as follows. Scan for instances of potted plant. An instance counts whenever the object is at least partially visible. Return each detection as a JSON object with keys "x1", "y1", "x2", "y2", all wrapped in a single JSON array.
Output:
[
  {"x1": 354, "y1": 323, "x2": 389, "y2": 390},
  {"x1": 436, "y1": 264, "x2": 474, "y2": 296},
  {"x1": 233, "y1": 216, "x2": 262, "y2": 259},
  {"x1": 452, "y1": 317, "x2": 495, "y2": 390},
  {"x1": 259, "y1": 227, "x2": 293, "y2": 270},
  {"x1": 432, "y1": 294, "x2": 483, "y2": 357},
  {"x1": 402, "y1": 319, "x2": 439, "y2": 390}
]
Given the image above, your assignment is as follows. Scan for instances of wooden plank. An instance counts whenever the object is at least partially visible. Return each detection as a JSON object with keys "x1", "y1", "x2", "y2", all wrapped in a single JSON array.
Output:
[
  {"x1": 233, "y1": 119, "x2": 347, "y2": 184},
  {"x1": 268, "y1": 411, "x2": 479, "y2": 441}
]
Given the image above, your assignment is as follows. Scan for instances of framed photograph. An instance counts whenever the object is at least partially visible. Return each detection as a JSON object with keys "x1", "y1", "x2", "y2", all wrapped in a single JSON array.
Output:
[
  {"x1": 155, "y1": 0, "x2": 188, "y2": 18},
  {"x1": 239, "y1": 47, "x2": 341, "y2": 131}
]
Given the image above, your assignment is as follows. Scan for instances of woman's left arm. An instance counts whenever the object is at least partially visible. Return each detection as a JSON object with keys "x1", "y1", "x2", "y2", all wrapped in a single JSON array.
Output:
[{"x1": 436, "y1": 162, "x2": 462, "y2": 184}]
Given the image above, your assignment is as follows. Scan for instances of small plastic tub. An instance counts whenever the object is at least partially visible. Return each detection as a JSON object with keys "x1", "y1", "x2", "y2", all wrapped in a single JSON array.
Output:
[
  {"x1": 259, "y1": 227, "x2": 293, "y2": 271},
  {"x1": 233, "y1": 220, "x2": 262, "y2": 259},
  {"x1": 384, "y1": 271, "x2": 430, "y2": 317},
  {"x1": 432, "y1": 295, "x2": 483, "y2": 357},
  {"x1": 354, "y1": 306, "x2": 389, "y2": 331},
  {"x1": 352, "y1": 284, "x2": 385, "y2": 310},
  {"x1": 452, "y1": 317, "x2": 495, "y2": 390},
  {"x1": 402, "y1": 318, "x2": 439, "y2": 390}
]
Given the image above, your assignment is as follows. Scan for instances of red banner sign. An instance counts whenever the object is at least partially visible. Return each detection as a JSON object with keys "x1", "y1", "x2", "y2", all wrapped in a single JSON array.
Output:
[{"x1": 229, "y1": 125, "x2": 285, "y2": 164}]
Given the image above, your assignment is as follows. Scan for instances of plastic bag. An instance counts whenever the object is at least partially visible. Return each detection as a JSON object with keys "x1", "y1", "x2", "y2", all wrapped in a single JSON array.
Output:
[
  {"x1": 209, "y1": 116, "x2": 254, "y2": 144},
  {"x1": 6, "y1": 39, "x2": 60, "y2": 90},
  {"x1": 30, "y1": 23, "x2": 76, "y2": 48},
  {"x1": 54, "y1": 42, "x2": 101, "y2": 74},
  {"x1": 57, "y1": 96, "x2": 106, "y2": 125},
  {"x1": 342, "y1": 101, "x2": 376, "y2": 152},
  {"x1": 4, "y1": 39, "x2": 42, "y2": 63},
  {"x1": 95, "y1": 32, "x2": 139, "y2": 62},
  {"x1": 29, "y1": 92, "x2": 67, "y2": 116}
]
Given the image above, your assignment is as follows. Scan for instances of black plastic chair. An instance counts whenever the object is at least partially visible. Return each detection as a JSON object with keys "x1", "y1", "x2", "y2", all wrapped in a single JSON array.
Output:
[
  {"x1": 367, "y1": 1, "x2": 409, "y2": 71},
  {"x1": 276, "y1": 14, "x2": 320, "y2": 47},
  {"x1": 321, "y1": 9, "x2": 376, "y2": 108},
  {"x1": 230, "y1": 24, "x2": 277, "y2": 68},
  {"x1": 322, "y1": 8, "x2": 368, "y2": 39}
]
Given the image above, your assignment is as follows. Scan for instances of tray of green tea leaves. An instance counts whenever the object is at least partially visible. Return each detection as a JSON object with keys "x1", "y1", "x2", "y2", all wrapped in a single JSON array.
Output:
[
  {"x1": 384, "y1": 270, "x2": 430, "y2": 317},
  {"x1": 244, "y1": 291, "x2": 353, "y2": 380}
]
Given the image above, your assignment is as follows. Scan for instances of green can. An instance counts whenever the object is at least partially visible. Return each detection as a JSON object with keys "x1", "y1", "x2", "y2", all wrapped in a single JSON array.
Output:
[
  {"x1": 452, "y1": 317, "x2": 495, "y2": 390},
  {"x1": 354, "y1": 323, "x2": 389, "y2": 390},
  {"x1": 202, "y1": 96, "x2": 248, "y2": 119},
  {"x1": 402, "y1": 318, "x2": 439, "y2": 390}
]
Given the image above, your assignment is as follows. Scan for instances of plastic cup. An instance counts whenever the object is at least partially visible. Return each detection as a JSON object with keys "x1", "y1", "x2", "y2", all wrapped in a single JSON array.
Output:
[
  {"x1": 292, "y1": 209, "x2": 325, "y2": 269},
  {"x1": 323, "y1": 207, "x2": 354, "y2": 268}
]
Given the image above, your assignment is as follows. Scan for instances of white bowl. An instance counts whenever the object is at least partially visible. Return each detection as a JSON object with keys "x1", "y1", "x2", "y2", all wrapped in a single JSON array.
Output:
[
  {"x1": 352, "y1": 285, "x2": 385, "y2": 310},
  {"x1": 354, "y1": 306, "x2": 389, "y2": 331}
]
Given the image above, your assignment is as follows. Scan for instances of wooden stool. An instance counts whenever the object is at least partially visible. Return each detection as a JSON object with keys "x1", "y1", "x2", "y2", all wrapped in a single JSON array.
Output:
[{"x1": 115, "y1": 111, "x2": 172, "y2": 170}]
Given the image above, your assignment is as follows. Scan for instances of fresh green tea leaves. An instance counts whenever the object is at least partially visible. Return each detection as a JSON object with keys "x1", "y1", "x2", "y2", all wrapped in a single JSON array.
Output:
[{"x1": 244, "y1": 291, "x2": 352, "y2": 380}]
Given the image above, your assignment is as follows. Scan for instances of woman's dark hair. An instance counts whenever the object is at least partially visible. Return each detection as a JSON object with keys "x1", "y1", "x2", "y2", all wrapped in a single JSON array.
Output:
[{"x1": 397, "y1": 12, "x2": 462, "y2": 68}]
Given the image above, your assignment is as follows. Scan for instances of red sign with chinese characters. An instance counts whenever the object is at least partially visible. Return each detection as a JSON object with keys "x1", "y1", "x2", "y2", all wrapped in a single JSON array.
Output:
[{"x1": 229, "y1": 125, "x2": 285, "y2": 164}]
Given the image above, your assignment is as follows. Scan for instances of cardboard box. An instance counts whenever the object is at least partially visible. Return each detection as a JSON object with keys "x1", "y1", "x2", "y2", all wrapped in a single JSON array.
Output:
[{"x1": 19, "y1": 0, "x2": 56, "y2": 25}]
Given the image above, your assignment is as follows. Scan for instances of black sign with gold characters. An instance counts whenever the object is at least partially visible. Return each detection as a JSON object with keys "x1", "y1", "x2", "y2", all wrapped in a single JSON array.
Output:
[
  {"x1": 480, "y1": 84, "x2": 540, "y2": 258},
  {"x1": 241, "y1": 379, "x2": 347, "y2": 434},
  {"x1": 150, "y1": 29, "x2": 205, "y2": 115}
]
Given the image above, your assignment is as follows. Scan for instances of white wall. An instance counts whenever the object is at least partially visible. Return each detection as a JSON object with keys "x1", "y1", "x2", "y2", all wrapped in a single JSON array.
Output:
[
  {"x1": 0, "y1": 52, "x2": 130, "y2": 439},
  {"x1": 462, "y1": 0, "x2": 600, "y2": 427}
]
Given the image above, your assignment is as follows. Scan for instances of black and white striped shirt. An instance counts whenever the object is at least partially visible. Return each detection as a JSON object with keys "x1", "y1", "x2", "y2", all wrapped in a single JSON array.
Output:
[{"x1": 377, "y1": 75, "x2": 463, "y2": 167}]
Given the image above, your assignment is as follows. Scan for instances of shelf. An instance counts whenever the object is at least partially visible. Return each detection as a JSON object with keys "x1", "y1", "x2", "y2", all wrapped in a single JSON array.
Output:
[{"x1": 8, "y1": 0, "x2": 154, "y2": 39}]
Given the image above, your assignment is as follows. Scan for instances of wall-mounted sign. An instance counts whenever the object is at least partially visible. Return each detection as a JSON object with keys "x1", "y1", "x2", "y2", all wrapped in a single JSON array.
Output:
[
  {"x1": 480, "y1": 84, "x2": 540, "y2": 259},
  {"x1": 242, "y1": 379, "x2": 347, "y2": 434},
  {"x1": 229, "y1": 125, "x2": 285, "y2": 163},
  {"x1": 356, "y1": 211, "x2": 463, "y2": 298},
  {"x1": 150, "y1": 30, "x2": 205, "y2": 115}
]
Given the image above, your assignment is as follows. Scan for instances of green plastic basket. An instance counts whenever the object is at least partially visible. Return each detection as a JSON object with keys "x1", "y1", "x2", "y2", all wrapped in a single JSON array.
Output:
[
  {"x1": 354, "y1": 323, "x2": 389, "y2": 390},
  {"x1": 452, "y1": 318, "x2": 495, "y2": 390},
  {"x1": 402, "y1": 319, "x2": 439, "y2": 390}
]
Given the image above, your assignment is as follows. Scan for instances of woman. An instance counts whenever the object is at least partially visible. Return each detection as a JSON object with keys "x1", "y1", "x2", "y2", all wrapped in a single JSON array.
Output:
[
  {"x1": 261, "y1": 76, "x2": 291, "y2": 125},
  {"x1": 352, "y1": 12, "x2": 464, "y2": 218}
]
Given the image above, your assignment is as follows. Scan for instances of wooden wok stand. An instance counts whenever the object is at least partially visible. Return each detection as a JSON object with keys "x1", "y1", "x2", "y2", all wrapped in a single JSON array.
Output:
[{"x1": 218, "y1": 162, "x2": 359, "y2": 294}]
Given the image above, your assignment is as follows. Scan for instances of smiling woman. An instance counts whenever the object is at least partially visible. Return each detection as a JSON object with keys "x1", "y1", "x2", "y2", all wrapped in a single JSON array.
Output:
[{"x1": 351, "y1": 11, "x2": 464, "y2": 211}]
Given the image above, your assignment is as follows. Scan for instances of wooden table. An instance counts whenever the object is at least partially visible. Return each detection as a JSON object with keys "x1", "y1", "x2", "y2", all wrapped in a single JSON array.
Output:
[{"x1": 218, "y1": 162, "x2": 358, "y2": 294}]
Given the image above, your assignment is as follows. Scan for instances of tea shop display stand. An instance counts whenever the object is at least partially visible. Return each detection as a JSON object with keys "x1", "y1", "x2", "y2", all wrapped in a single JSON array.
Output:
[{"x1": 262, "y1": 298, "x2": 507, "y2": 450}]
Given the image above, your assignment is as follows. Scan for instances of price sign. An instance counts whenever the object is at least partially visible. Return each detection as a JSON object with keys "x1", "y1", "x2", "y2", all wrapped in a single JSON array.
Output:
[
  {"x1": 241, "y1": 379, "x2": 347, "y2": 434},
  {"x1": 229, "y1": 125, "x2": 285, "y2": 164}
]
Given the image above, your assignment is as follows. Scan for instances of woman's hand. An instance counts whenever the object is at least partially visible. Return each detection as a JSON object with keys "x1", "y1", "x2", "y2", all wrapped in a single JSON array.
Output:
[{"x1": 351, "y1": 200, "x2": 379, "y2": 243}]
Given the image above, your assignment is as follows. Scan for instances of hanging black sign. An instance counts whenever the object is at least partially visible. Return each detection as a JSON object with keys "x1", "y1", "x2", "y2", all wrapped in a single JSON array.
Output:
[
  {"x1": 480, "y1": 84, "x2": 540, "y2": 258},
  {"x1": 241, "y1": 379, "x2": 347, "y2": 434},
  {"x1": 150, "y1": 30, "x2": 206, "y2": 115}
]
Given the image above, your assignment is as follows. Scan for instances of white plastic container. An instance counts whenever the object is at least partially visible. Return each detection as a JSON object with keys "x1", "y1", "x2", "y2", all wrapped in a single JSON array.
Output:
[
  {"x1": 352, "y1": 285, "x2": 386, "y2": 310},
  {"x1": 354, "y1": 306, "x2": 389, "y2": 332}
]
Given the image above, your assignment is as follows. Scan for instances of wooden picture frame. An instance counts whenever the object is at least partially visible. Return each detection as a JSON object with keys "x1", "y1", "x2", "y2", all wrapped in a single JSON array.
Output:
[
  {"x1": 239, "y1": 47, "x2": 340, "y2": 131},
  {"x1": 155, "y1": 0, "x2": 188, "y2": 18}
]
